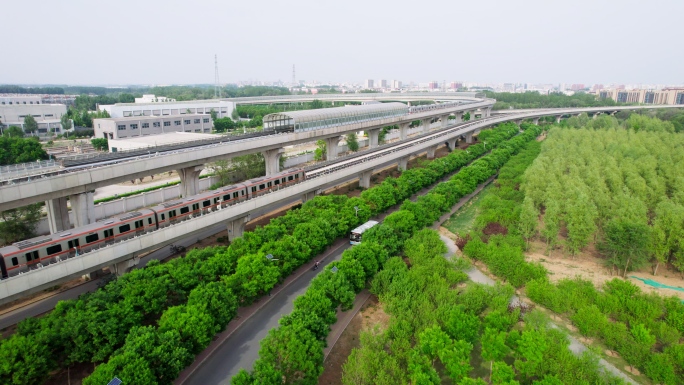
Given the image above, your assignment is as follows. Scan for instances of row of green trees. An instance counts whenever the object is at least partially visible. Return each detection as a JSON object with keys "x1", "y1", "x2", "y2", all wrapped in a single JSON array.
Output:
[
  {"x1": 232, "y1": 124, "x2": 545, "y2": 384},
  {"x1": 522, "y1": 118, "x2": 684, "y2": 273},
  {"x1": 460, "y1": 131, "x2": 684, "y2": 384},
  {"x1": 484, "y1": 91, "x2": 621, "y2": 110}
]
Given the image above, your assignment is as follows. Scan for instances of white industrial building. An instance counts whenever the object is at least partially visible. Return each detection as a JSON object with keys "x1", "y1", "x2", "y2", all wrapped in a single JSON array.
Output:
[
  {"x1": 98, "y1": 99, "x2": 235, "y2": 119},
  {"x1": 134, "y1": 94, "x2": 177, "y2": 103},
  {"x1": 0, "y1": 104, "x2": 69, "y2": 135},
  {"x1": 93, "y1": 114, "x2": 213, "y2": 140}
]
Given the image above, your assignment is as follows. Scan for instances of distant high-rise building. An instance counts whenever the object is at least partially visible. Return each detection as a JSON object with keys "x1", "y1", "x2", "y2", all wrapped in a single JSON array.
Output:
[
  {"x1": 365, "y1": 79, "x2": 374, "y2": 89},
  {"x1": 392, "y1": 80, "x2": 402, "y2": 89},
  {"x1": 428, "y1": 81, "x2": 439, "y2": 90},
  {"x1": 598, "y1": 88, "x2": 684, "y2": 105},
  {"x1": 377, "y1": 79, "x2": 388, "y2": 88},
  {"x1": 449, "y1": 82, "x2": 463, "y2": 90},
  {"x1": 570, "y1": 84, "x2": 585, "y2": 91}
]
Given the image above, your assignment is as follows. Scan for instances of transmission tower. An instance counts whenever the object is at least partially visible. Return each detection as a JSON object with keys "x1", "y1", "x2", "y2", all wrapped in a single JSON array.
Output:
[
  {"x1": 292, "y1": 64, "x2": 296, "y2": 86},
  {"x1": 214, "y1": 54, "x2": 221, "y2": 98}
]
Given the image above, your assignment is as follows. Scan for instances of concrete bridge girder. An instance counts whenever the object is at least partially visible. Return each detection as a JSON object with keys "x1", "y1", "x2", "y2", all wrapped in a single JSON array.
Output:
[
  {"x1": 46, "y1": 197, "x2": 70, "y2": 234},
  {"x1": 359, "y1": 170, "x2": 373, "y2": 189},
  {"x1": 325, "y1": 136, "x2": 341, "y2": 161},
  {"x1": 70, "y1": 192, "x2": 95, "y2": 228},
  {"x1": 177, "y1": 165, "x2": 204, "y2": 198},
  {"x1": 227, "y1": 214, "x2": 251, "y2": 242},
  {"x1": 263, "y1": 148, "x2": 285, "y2": 176}
]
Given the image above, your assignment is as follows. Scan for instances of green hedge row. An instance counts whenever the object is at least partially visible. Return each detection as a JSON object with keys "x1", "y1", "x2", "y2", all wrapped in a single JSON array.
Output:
[{"x1": 232, "y1": 124, "x2": 544, "y2": 384}]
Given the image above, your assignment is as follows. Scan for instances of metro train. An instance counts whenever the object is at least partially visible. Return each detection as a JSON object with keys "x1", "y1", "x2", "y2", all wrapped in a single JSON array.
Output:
[
  {"x1": 0, "y1": 168, "x2": 306, "y2": 279},
  {"x1": 407, "y1": 101, "x2": 465, "y2": 114}
]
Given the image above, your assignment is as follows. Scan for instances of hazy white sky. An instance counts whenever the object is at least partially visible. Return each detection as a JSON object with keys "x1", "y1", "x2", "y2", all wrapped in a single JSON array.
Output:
[{"x1": 2, "y1": 0, "x2": 682, "y2": 86}]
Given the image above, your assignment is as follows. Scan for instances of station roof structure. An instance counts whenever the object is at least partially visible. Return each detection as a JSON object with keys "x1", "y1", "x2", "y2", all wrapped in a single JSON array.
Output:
[{"x1": 263, "y1": 102, "x2": 408, "y2": 132}]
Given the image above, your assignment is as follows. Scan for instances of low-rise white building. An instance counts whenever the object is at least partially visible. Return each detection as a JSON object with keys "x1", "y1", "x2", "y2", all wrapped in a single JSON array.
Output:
[
  {"x1": 93, "y1": 114, "x2": 213, "y2": 140},
  {"x1": 134, "y1": 94, "x2": 177, "y2": 103},
  {"x1": 99, "y1": 99, "x2": 235, "y2": 119},
  {"x1": 0, "y1": 104, "x2": 69, "y2": 134}
]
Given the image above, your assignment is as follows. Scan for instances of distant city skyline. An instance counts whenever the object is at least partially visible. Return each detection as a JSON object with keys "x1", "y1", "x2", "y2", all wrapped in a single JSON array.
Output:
[{"x1": 2, "y1": 0, "x2": 683, "y2": 86}]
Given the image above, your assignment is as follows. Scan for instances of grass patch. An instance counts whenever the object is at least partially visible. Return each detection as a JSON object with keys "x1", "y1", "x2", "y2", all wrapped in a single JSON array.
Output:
[{"x1": 443, "y1": 184, "x2": 494, "y2": 236}]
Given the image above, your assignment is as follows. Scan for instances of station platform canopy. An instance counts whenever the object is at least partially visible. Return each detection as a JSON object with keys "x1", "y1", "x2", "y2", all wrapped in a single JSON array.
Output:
[{"x1": 263, "y1": 102, "x2": 408, "y2": 133}]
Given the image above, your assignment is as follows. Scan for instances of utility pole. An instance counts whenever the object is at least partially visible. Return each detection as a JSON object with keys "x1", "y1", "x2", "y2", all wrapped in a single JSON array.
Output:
[{"x1": 214, "y1": 54, "x2": 221, "y2": 98}]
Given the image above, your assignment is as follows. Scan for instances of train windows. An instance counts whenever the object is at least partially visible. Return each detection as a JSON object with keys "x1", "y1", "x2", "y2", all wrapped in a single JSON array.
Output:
[
  {"x1": 25, "y1": 251, "x2": 38, "y2": 261},
  {"x1": 180, "y1": 207, "x2": 190, "y2": 215},
  {"x1": 259, "y1": 184, "x2": 265, "y2": 190},
  {"x1": 251, "y1": 186, "x2": 257, "y2": 193},
  {"x1": 46, "y1": 244, "x2": 63, "y2": 256},
  {"x1": 68, "y1": 239, "x2": 79, "y2": 249},
  {"x1": 274, "y1": 179, "x2": 280, "y2": 185},
  {"x1": 161, "y1": 214, "x2": 165, "y2": 221},
  {"x1": 104, "y1": 229, "x2": 114, "y2": 238},
  {"x1": 169, "y1": 210, "x2": 177, "y2": 218},
  {"x1": 148, "y1": 218, "x2": 153, "y2": 225},
  {"x1": 213, "y1": 198, "x2": 220, "y2": 205},
  {"x1": 192, "y1": 203, "x2": 200, "y2": 211},
  {"x1": 203, "y1": 200, "x2": 211, "y2": 208},
  {"x1": 267, "y1": 182, "x2": 272, "y2": 188},
  {"x1": 134, "y1": 220, "x2": 142, "y2": 229},
  {"x1": 119, "y1": 224, "x2": 131, "y2": 233},
  {"x1": 86, "y1": 233, "x2": 99, "y2": 244},
  {"x1": 233, "y1": 192, "x2": 239, "y2": 199},
  {"x1": 288, "y1": 175, "x2": 294, "y2": 181},
  {"x1": 223, "y1": 194, "x2": 231, "y2": 201},
  {"x1": 11, "y1": 257, "x2": 18, "y2": 266},
  {"x1": 295, "y1": 174, "x2": 300, "y2": 179}
]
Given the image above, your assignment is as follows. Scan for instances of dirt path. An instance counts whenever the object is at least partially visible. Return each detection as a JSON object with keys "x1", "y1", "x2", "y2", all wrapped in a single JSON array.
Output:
[{"x1": 526, "y1": 240, "x2": 684, "y2": 301}]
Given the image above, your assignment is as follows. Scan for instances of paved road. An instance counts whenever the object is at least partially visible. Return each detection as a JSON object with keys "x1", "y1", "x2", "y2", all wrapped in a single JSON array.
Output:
[{"x1": 183, "y1": 243, "x2": 349, "y2": 385}]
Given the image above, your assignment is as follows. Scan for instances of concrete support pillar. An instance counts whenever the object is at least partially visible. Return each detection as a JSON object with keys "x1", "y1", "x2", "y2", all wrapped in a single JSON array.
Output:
[
  {"x1": 262, "y1": 148, "x2": 284, "y2": 176},
  {"x1": 515, "y1": 119, "x2": 523, "y2": 126},
  {"x1": 555, "y1": 115, "x2": 561, "y2": 123},
  {"x1": 70, "y1": 191, "x2": 95, "y2": 228},
  {"x1": 227, "y1": 215, "x2": 251, "y2": 242},
  {"x1": 426, "y1": 145, "x2": 438, "y2": 159},
  {"x1": 46, "y1": 196, "x2": 70, "y2": 233},
  {"x1": 484, "y1": 108, "x2": 492, "y2": 117},
  {"x1": 446, "y1": 137, "x2": 458, "y2": 151},
  {"x1": 422, "y1": 118, "x2": 431, "y2": 133},
  {"x1": 471, "y1": 110, "x2": 478, "y2": 120},
  {"x1": 301, "y1": 189, "x2": 321, "y2": 203},
  {"x1": 441, "y1": 114, "x2": 450, "y2": 129},
  {"x1": 368, "y1": 129, "x2": 380, "y2": 148},
  {"x1": 325, "y1": 136, "x2": 340, "y2": 160},
  {"x1": 593, "y1": 112, "x2": 601, "y2": 119},
  {"x1": 359, "y1": 170, "x2": 373, "y2": 189},
  {"x1": 108, "y1": 256, "x2": 140, "y2": 277},
  {"x1": 398, "y1": 122, "x2": 409, "y2": 140},
  {"x1": 532, "y1": 118, "x2": 539, "y2": 125},
  {"x1": 452, "y1": 114, "x2": 462, "y2": 124},
  {"x1": 177, "y1": 165, "x2": 204, "y2": 198},
  {"x1": 397, "y1": 156, "x2": 410, "y2": 171},
  {"x1": 465, "y1": 132, "x2": 474, "y2": 144}
]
